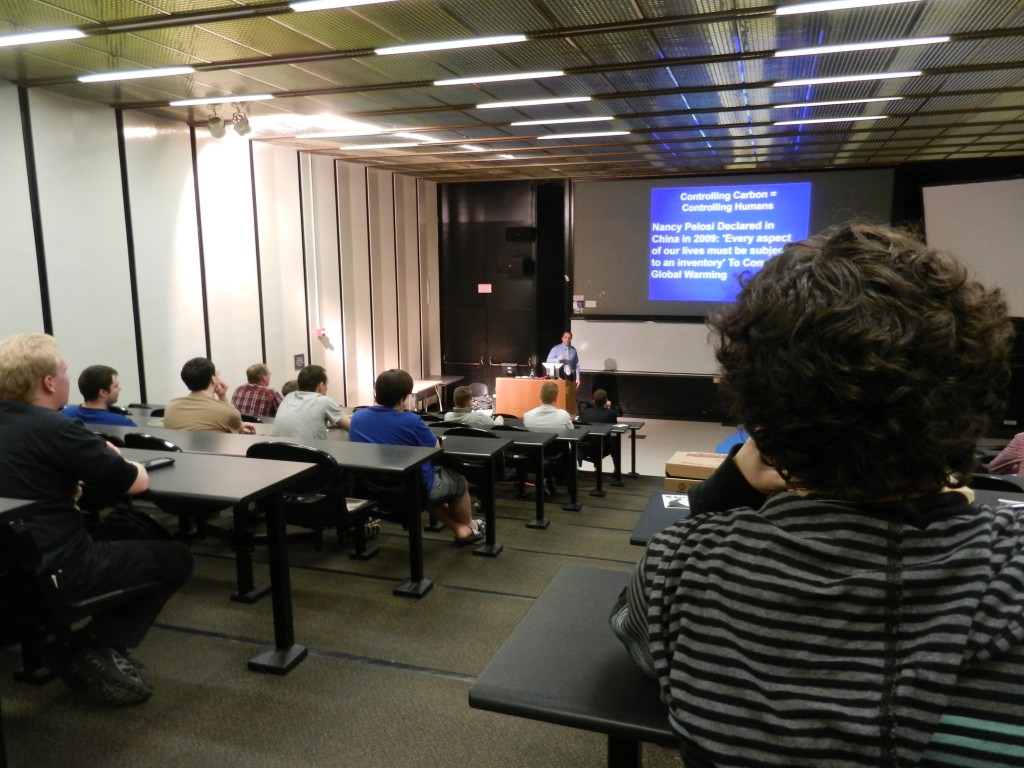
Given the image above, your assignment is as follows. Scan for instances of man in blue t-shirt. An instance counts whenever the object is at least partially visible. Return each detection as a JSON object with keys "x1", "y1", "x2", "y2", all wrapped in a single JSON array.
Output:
[
  {"x1": 350, "y1": 369, "x2": 484, "y2": 545},
  {"x1": 61, "y1": 364, "x2": 137, "y2": 426}
]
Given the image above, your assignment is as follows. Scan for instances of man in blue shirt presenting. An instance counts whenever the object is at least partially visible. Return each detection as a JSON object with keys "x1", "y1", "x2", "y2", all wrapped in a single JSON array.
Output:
[{"x1": 545, "y1": 331, "x2": 580, "y2": 385}]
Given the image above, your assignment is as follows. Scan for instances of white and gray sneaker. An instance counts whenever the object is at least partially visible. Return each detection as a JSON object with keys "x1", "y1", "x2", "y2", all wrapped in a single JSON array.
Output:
[{"x1": 67, "y1": 644, "x2": 153, "y2": 705}]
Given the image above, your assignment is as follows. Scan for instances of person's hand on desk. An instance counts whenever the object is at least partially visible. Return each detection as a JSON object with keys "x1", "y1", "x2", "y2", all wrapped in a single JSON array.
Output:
[{"x1": 241, "y1": 423, "x2": 257, "y2": 434}]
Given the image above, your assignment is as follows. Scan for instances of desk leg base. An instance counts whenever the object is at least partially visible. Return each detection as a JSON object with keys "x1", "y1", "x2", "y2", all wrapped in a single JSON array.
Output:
[
  {"x1": 626, "y1": 472, "x2": 641, "y2": 479},
  {"x1": 230, "y1": 583, "x2": 272, "y2": 604},
  {"x1": 611, "y1": 479, "x2": 626, "y2": 488},
  {"x1": 394, "y1": 578, "x2": 433, "y2": 598},
  {"x1": 473, "y1": 543, "x2": 504, "y2": 557},
  {"x1": 562, "y1": 503, "x2": 583, "y2": 511},
  {"x1": 349, "y1": 543, "x2": 380, "y2": 561},
  {"x1": 526, "y1": 518, "x2": 551, "y2": 529},
  {"x1": 589, "y1": 489, "x2": 607, "y2": 497},
  {"x1": 248, "y1": 643, "x2": 308, "y2": 675},
  {"x1": 607, "y1": 735, "x2": 642, "y2": 768}
]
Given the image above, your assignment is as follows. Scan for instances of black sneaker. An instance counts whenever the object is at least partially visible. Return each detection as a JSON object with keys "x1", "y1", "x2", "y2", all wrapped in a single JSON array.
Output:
[{"x1": 68, "y1": 644, "x2": 153, "y2": 705}]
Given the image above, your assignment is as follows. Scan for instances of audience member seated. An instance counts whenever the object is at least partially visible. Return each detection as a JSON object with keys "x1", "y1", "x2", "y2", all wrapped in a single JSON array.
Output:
[
  {"x1": 61, "y1": 364, "x2": 137, "y2": 426},
  {"x1": 281, "y1": 379, "x2": 299, "y2": 397},
  {"x1": 576, "y1": 389, "x2": 619, "y2": 474},
  {"x1": 163, "y1": 357, "x2": 255, "y2": 434},
  {"x1": 230, "y1": 363, "x2": 283, "y2": 418},
  {"x1": 987, "y1": 432, "x2": 1024, "y2": 475},
  {"x1": 271, "y1": 364, "x2": 350, "y2": 440},
  {"x1": 0, "y1": 333, "x2": 193, "y2": 705},
  {"x1": 444, "y1": 385, "x2": 503, "y2": 427},
  {"x1": 350, "y1": 369, "x2": 483, "y2": 545},
  {"x1": 610, "y1": 223, "x2": 1024, "y2": 765},
  {"x1": 523, "y1": 381, "x2": 574, "y2": 489}
]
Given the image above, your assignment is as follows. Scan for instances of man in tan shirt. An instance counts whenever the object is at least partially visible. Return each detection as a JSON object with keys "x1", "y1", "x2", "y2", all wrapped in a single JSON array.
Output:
[{"x1": 164, "y1": 357, "x2": 255, "y2": 434}]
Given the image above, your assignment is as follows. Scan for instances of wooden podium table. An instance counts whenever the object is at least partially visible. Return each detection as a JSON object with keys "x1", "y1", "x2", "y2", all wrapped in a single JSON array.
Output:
[{"x1": 494, "y1": 378, "x2": 576, "y2": 417}]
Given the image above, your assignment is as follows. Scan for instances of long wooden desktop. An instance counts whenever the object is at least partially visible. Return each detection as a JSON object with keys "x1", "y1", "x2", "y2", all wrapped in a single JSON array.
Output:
[{"x1": 494, "y1": 378, "x2": 576, "y2": 417}]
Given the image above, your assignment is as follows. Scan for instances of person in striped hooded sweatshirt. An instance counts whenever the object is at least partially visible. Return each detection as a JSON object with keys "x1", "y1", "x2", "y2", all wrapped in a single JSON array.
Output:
[{"x1": 612, "y1": 223, "x2": 1024, "y2": 767}]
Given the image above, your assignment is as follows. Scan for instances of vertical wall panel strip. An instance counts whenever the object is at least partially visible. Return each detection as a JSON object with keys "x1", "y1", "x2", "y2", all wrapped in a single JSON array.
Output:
[
  {"x1": 249, "y1": 142, "x2": 267, "y2": 363},
  {"x1": 30, "y1": 90, "x2": 138, "y2": 401},
  {"x1": 417, "y1": 179, "x2": 441, "y2": 376},
  {"x1": 336, "y1": 161, "x2": 374, "y2": 406},
  {"x1": 0, "y1": 83, "x2": 44, "y2": 337},
  {"x1": 190, "y1": 127, "x2": 212, "y2": 359},
  {"x1": 122, "y1": 111, "x2": 203, "y2": 405},
  {"x1": 115, "y1": 110, "x2": 147, "y2": 402},
  {"x1": 17, "y1": 86, "x2": 52, "y2": 335},
  {"x1": 367, "y1": 168, "x2": 399, "y2": 373}
]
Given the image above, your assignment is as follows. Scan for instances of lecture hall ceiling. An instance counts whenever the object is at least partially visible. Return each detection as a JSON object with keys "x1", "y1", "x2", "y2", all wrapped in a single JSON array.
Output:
[{"x1": 1, "y1": 0, "x2": 1022, "y2": 181}]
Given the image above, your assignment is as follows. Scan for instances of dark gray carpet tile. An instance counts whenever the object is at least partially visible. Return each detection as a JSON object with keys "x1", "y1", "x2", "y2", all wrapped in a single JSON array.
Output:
[{"x1": 1, "y1": 628, "x2": 680, "y2": 768}]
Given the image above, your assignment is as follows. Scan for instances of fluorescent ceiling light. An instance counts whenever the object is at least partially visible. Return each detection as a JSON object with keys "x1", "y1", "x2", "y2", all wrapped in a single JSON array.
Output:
[
  {"x1": 498, "y1": 154, "x2": 519, "y2": 160},
  {"x1": 0, "y1": 28, "x2": 86, "y2": 47},
  {"x1": 775, "y1": 115, "x2": 889, "y2": 125},
  {"x1": 290, "y1": 0, "x2": 398, "y2": 11},
  {"x1": 434, "y1": 70, "x2": 563, "y2": 86},
  {"x1": 776, "y1": 36, "x2": 948, "y2": 57},
  {"x1": 776, "y1": 0, "x2": 921, "y2": 15},
  {"x1": 376, "y1": 35, "x2": 526, "y2": 56},
  {"x1": 536, "y1": 131, "x2": 630, "y2": 140},
  {"x1": 459, "y1": 145, "x2": 487, "y2": 152},
  {"x1": 775, "y1": 96, "x2": 903, "y2": 108},
  {"x1": 79, "y1": 66, "x2": 194, "y2": 83},
  {"x1": 511, "y1": 116, "x2": 613, "y2": 127},
  {"x1": 773, "y1": 70, "x2": 921, "y2": 87},
  {"x1": 392, "y1": 132, "x2": 442, "y2": 143},
  {"x1": 338, "y1": 142, "x2": 423, "y2": 150},
  {"x1": 478, "y1": 96, "x2": 592, "y2": 109},
  {"x1": 170, "y1": 94, "x2": 274, "y2": 106}
]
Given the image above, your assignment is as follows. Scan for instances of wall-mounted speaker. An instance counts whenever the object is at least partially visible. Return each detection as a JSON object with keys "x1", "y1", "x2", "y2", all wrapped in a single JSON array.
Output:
[
  {"x1": 505, "y1": 226, "x2": 537, "y2": 242},
  {"x1": 497, "y1": 257, "x2": 535, "y2": 276}
]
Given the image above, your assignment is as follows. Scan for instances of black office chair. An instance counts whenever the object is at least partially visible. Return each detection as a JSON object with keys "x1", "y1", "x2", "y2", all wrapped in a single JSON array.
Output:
[
  {"x1": 93, "y1": 431, "x2": 126, "y2": 448},
  {"x1": 148, "y1": 408, "x2": 165, "y2": 418},
  {"x1": 244, "y1": 442, "x2": 379, "y2": 559},
  {"x1": 470, "y1": 383, "x2": 494, "y2": 410},
  {"x1": 123, "y1": 433, "x2": 180, "y2": 453},
  {"x1": 444, "y1": 426, "x2": 498, "y2": 439},
  {"x1": 0, "y1": 513, "x2": 162, "y2": 686},
  {"x1": 967, "y1": 473, "x2": 1024, "y2": 492},
  {"x1": 240, "y1": 414, "x2": 263, "y2": 423},
  {"x1": 419, "y1": 411, "x2": 444, "y2": 423}
]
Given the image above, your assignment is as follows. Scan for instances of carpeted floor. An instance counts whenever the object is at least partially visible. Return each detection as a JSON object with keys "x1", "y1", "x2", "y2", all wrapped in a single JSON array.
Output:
[{"x1": 0, "y1": 468, "x2": 685, "y2": 768}]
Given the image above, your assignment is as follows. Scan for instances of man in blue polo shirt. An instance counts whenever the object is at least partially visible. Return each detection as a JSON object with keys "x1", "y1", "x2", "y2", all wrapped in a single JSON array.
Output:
[
  {"x1": 350, "y1": 368, "x2": 483, "y2": 545},
  {"x1": 61, "y1": 364, "x2": 137, "y2": 426}
]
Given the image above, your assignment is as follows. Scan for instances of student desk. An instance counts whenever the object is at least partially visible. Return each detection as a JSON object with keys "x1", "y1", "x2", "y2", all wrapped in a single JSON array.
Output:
[
  {"x1": 630, "y1": 491, "x2": 692, "y2": 546},
  {"x1": 92, "y1": 425, "x2": 442, "y2": 599},
  {"x1": 429, "y1": 423, "x2": 558, "y2": 528},
  {"x1": 433, "y1": 433, "x2": 511, "y2": 557},
  {"x1": 411, "y1": 375, "x2": 463, "y2": 411},
  {"x1": 616, "y1": 420, "x2": 646, "y2": 479},
  {"x1": 469, "y1": 565, "x2": 674, "y2": 768},
  {"x1": 123, "y1": 448, "x2": 316, "y2": 675},
  {"x1": 497, "y1": 420, "x2": 592, "y2": 512},
  {"x1": 0, "y1": 497, "x2": 41, "y2": 768}
]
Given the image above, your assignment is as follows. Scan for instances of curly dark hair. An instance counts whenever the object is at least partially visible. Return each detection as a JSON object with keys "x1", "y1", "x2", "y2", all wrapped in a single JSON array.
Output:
[{"x1": 710, "y1": 223, "x2": 1013, "y2": 500}]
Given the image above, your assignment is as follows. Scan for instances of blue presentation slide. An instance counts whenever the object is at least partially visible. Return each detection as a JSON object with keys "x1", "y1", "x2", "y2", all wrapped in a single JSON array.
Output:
[{"x1": 648, "y1": 182, "x2": 811, "y2": 302}]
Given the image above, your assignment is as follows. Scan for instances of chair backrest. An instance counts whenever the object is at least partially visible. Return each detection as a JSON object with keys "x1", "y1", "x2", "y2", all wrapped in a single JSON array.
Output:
[
  {"x1": 419, "y1": 411, "x2": 444, "y2": 423},
  {"x1": 94, "y1": 432, "x2": 126, "y2": 448},
  {"x1": 149, "y1": 408, "x2": 165, "y2": 417},
  {"x1": 968, "y1": 473, "x2": 1024, "y2": 492},
  {"x1": 240, "y1": 413, "x2": 263, "y2": 423},
  {"x1": 245, "y1": 441, "x2": 337, "y2": 495},
  {"x1": 493, "y1": 414, "x2": 518, "y2": 421},
  {"x1": 469, "y1": 383, "x2": 488, "y2": 397},
  {"x1": 123, "y1": 433, "x2": 182, "y2": 452},
  {"x1": 493, "y1": 424, "x2": 528, "y2": 432},
  {"x1": 444, "y1": 426, "x2": 499, "y2": 439}
]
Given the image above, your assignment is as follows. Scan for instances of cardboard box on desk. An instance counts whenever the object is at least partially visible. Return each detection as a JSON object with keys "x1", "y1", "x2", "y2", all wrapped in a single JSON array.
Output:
[
  {"x1": 665, "y1": 451, "x2": 726, "y2": 480},
  {"x1": 663, "y1": 451, "x2": 726, "y2": 493},
  {"x1": 663, "y1": 476, "x2": 703, "y2": 493}
]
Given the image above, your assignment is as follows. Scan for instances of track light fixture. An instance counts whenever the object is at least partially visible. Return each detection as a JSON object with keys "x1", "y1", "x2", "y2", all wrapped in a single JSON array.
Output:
[
  {"x1": 207, "y1": 110, "x2": 226, "y2": 138},
  {"x1": 232, "y1": 105, "x2": 251, "y2": 136}
]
